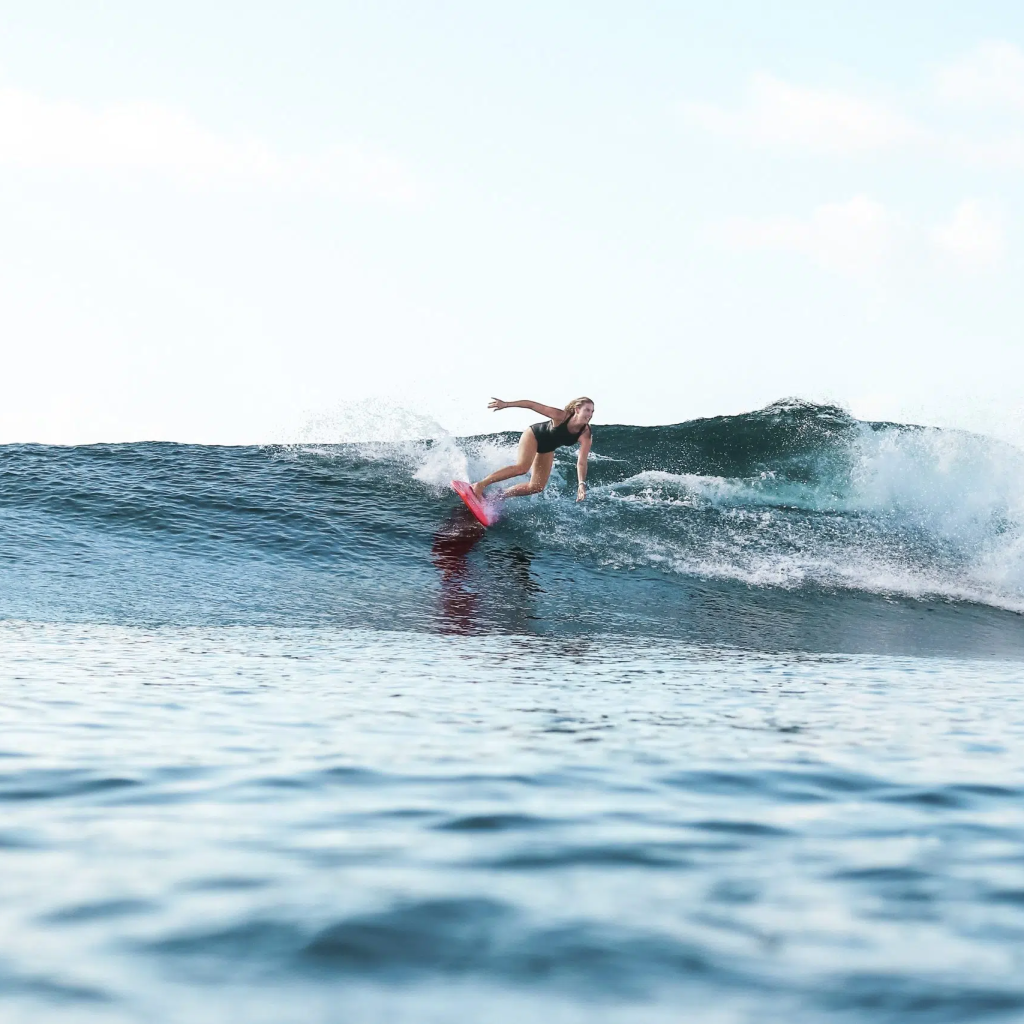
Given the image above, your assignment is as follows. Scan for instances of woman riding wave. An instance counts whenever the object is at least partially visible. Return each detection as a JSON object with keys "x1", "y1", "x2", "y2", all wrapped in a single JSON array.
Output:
[{"x1": 471, "y1": 397, "x2": 594, "y2": 503}]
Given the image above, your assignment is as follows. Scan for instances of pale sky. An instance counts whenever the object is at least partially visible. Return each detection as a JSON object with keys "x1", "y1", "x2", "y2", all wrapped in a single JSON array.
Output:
[{"x1": 2, "y1": 1, "x2": 1024, "y2": 444}]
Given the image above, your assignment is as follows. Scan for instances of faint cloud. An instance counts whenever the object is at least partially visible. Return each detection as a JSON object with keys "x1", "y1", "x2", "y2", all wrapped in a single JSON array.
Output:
[
  {"x1": 682, "y1": 74, "x2": 920, "y2": 155},
  {"x1": 684, "y1": 50, "x2": 1024, "y2": 169},
  {"x1": 713, "y1": 196, "x2": 1006, "y2": 278},
  {"x1": 934, "y1": 42, "x2": 1024, "y2": 170},
  {"x1": 935, "y1": 41, "x2": 1024, "y2": 110},
  {"x1": 713, "y1": 196, "x2": 899, "y2": 276},
  {"x1": 949, "y1": 134, "x2": 1024, "y2": 168},
  {"x1": 930, "y1": 200, "x2": 1006, "y2": 271},
  {"x1": 0, "y1": 87, "x2": 419, "y2": 202}
]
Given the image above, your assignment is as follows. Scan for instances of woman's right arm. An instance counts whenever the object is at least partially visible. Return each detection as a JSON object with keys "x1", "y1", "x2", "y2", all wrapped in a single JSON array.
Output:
[{"x1": 488, "y1": 398, "x2": 565, "y2": 419}]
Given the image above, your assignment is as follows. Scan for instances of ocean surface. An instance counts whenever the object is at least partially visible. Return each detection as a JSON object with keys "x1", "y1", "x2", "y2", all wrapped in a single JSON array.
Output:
[{"x1": 2, "y1": 399, "x2": 1024, "y2": 1023}]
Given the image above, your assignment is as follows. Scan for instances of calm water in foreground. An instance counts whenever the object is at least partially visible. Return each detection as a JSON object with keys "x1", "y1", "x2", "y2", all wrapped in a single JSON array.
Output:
[{"x1": 3, "y1": 625, "x2": 1024, "y2": 1023}]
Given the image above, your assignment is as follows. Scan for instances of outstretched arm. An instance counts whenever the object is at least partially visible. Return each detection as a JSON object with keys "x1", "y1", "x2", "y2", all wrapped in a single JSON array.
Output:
[
  {"x1": 488, "y1": 397, "x2": 566, "y2": 421},
  {"x1": 576, "y1": 429, "x2": 592, "y2": 502}
]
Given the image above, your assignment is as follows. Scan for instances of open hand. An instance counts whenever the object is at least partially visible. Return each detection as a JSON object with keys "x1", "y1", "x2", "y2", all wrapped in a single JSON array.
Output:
[
  {"x1": 488, "y1": 398, "x2": 508, "y2": 411},
  {"x1": 576, "y1": 483, "x2": 587, "y2": 502}
]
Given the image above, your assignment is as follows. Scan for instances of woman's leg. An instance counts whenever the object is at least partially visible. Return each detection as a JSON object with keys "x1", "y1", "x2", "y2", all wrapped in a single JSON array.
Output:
[
  {"x1": 501, "y1": 453, "x2": 554, "y2": 498},
  {"x1": 472, "y1": 430, "x2": 538, "y2": 498}
]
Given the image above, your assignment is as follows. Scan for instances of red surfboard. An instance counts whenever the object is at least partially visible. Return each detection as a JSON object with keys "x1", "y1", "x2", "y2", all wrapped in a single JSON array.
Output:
[{"x1": 451, "y1": 480, "x2": 501, "y2": 527}]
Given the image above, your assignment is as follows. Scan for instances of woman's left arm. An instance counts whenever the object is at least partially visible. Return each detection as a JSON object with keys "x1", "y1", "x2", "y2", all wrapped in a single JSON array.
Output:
[{"x1": 576, "y1": 429, "x2": 592, "y2": 502}]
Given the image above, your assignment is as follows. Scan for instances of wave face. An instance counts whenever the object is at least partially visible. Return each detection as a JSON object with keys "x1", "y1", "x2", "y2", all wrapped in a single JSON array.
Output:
[{"x1": 2, "y1": 400, "x2": 1023, "y2": 655}]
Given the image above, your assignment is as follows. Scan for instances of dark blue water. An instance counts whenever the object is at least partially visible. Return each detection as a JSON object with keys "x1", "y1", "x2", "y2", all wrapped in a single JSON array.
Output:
[{"x1": 3, "y1": 401, "x2": 1024, "y2": 1022}]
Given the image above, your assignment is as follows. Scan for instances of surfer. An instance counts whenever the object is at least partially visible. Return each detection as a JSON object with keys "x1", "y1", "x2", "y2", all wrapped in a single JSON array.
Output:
[{"x1": 471, "y1": 397, "x2": 594, "y2": 502}]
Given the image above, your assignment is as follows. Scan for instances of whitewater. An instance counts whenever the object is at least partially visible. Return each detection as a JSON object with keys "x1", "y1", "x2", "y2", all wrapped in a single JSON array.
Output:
[{"x1": 2, "y1": 399, "x2": 1024, "y2": 1023}]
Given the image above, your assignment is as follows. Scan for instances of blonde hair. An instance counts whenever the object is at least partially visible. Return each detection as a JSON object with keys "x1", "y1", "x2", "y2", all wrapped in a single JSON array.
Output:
[{"x1": 563, "y1": 396, "x2": 595, "y2": 418}]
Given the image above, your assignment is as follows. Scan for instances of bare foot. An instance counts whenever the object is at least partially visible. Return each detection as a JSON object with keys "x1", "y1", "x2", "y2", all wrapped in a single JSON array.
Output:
[{"x1": 471, "y1": 482, "x2": 485, "y2": 500}]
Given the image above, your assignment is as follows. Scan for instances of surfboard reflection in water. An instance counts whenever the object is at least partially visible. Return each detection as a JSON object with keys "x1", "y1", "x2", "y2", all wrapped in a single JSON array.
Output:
[
  {"x1": 431, "y1": 508, "x2": 486, "y2": 634},
  {"x1": 431, "y1": 508, "x2": 542, "y2": 635}
]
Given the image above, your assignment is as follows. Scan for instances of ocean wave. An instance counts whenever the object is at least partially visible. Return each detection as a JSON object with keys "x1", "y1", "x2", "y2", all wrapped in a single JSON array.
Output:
[
  {"x1": 556, "y1": 415, "x2": 1024, "y2": 610},
  {"x1": 1, "y1": 400, "x2": 1023, "y2": 639}
]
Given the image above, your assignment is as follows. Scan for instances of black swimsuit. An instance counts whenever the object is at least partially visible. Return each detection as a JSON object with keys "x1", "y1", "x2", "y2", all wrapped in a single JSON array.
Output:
[{"x1": 530, "y1": 418, "x2": 588, "y2": 454}]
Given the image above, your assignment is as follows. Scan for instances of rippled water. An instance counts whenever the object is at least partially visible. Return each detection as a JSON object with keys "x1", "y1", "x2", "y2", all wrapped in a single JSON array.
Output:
[{"x1": 4, "y1": 623, "x2": 1024, "y2": 1023}]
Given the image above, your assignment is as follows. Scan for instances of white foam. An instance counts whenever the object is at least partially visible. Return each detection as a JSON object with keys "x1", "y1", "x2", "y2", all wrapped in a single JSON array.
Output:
[{"x1": 578, "y1": 424, "x2": 1024, "y2": 613}]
